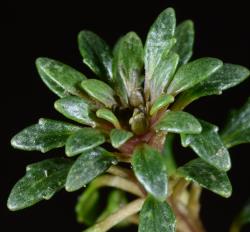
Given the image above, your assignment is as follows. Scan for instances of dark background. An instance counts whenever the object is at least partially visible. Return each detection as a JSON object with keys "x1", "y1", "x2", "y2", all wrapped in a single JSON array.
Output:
[{"x1": 1, "y1": 0, "x2": 250, "y2": 231}]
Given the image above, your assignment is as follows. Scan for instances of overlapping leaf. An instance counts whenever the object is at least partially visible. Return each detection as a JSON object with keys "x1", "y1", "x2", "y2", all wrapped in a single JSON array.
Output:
[
  {"x1": 177, "y1": 158, "x2": 232, "y2": 198},
  {"x1": 7, "y1": 158, "x2": 72, "y2": 211},
  {"x1": 11, "y1": 118, "x2": 80, "y2": 153},
  {"x1": 221, "y1": 98, "x2": 250, "y2": 148},
  {"x1": 110, "y1": 129, "x2": 133, "y2": 148},
  {"x1": 36, "y1": 58, "x2": 86, "y2": 97},
  {"x1": 181, "y1": 120, "x2": 231, "y2": 171},
  {"x1": 96, "y1": 108, "x2": 121, "y2": 128}
]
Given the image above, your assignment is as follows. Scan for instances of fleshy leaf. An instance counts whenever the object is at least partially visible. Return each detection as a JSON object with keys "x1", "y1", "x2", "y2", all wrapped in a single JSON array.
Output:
[
  {"x1": 96, "y1": 108, "x2": 121, "y2": 128},
  {"x1": 65, "y1": 128, "x2": 105, "y2": 157},
  {"x1": 145, "y1": 8, "x2": 176, "y2": 80},
  {"x1": 54, "y1": 96, "x2": 97, "y2": 127},
  {"x1": 149, "y1": 52, "x2": 179, "y2": 101},
  {"x1": 172, "y1": 20, "x2": 194, "y2": 66},
  {"x1": 11, "y1": 118, "x2": 80, "y2": 153},
  {"x1": 132, "y1": 144, "x2": 168, "y2": 201},
  {"x1": 177, "y1": 158, "x2": 232, "y2": 198},
  {"x1": 167, "y1": 57, "x2": 223, "y2": 95},
  {"x1": 78, "y1": 30, "x2": 113, "y2": 82},
  {"x1": 113, "y1": 32, "x2": 144, "y2": 106},
  {"x1": 65, "y1": 147, "x2": 117, "y2": 191},
  {"x1": 154, "y1": 111, "x2": 202, "y2": 134},
  {"x1": 139, "y1": 196, "x2": 176, "y2": 232},
  {"x1": 221, "y1": 98, "x2": 250, "y2": 148},
  {"x1": 76, "y1": 187, "x2": 101, "y2": 226},
  {"x1": 110, "y1": 129, "x2": 133, "y2": 148},
  {"x1": 181, "y1": 120, "x2": 231, "y2": 171},
  {"x1": 174, "y1": 64, "x2": 250, "y2": 110},
  {"x1": 36, "y1": 57, "x2": 86, "y2": 97},
  {"x1": 7, "y1": 158, "x2": 72, "y2": 211},
  {"x1": 150, "y1": 94, "x2": 174, "y2": 116},
  {"x1": 81, "y1": 79, "x2": 117, "y2": 108}
]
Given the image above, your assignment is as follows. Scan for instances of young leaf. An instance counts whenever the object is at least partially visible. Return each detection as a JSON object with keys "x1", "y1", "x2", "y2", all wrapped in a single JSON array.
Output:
[
  {"x1": 181, "y1": 120, "x2": 231, "y2": 171},
  {"x1": 139, "y1": 196, "x2": 176, "y2": 232},
  {"x1": 96, "y1": 108, "x2": 121, "y2": 128},
  {"x1": 78, "y1": 30, "x2": 113, "y2": 82},
  {"x1": 167, "y1": 57, "x2": 223, "y2": 95},
  {"x1": 177, "y1": 158, "x2": 232, "y2": 198},
  {"x1": 11, "y1": 118, "x2": 80, "y2": 153},
  {"x1": 132, "y1": 144, "x2": 168, "y2": 201},
  {"x1": 113, "y1": 32, "x2": 144, "y2": 106},
  {"x1": 81, "y1": 79, "x2": 117, "y2": 108},
  {"x1": 55, "y1": 96, "x2": 97, "y2": 127},
  {"x1": 174, "y1": 64, "x2": 250, "y2": 110},
  {"x1": 221, "y1": 98, "x2": 250, "y2": 148},
  {"x1": 150, "y1": 94, "x2": 175, "y2": 116},
  {"x1": 110, "y1": 128, "x2": 133, "y2": 148},
  {"x1": 7, "y1": 158, "x2": 72, "y2": 211},
  {"x1": 154, "y1": 111, "x2": 202, "y2": 134},
  {"x1": 76, "y1": 188, "x2": 101, "y2": 226},
  {"x1": 36, "y1": 57, "x2": 86, "y2": 97},
  {"x1": 145, "y1": 8, "x2": 176, "y2": 80},
  {"x1": 65, "y1": 147, "x2": 117, "y2": 191},
  {"x1": 172, "y1": 20, "x2": 194, "y2": 66},
  {"x1": 149, "y1": 52, "x2": 179, "y2": 101},
  {"x1": 65, "y1": 128, "x2": 105, "y2": 157}
]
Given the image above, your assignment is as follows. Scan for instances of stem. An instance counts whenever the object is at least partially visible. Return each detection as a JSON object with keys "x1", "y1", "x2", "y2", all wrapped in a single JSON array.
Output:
[
  {"x1": 106, "y1": 165, "x2": 133, "y2": 179},
  {"x1": 188, "y1": 183, "x2": 202, "y2": 219},
  {"x1": 91, "y1": 175, "x2": 144, "y2": 197},
  {"x1": 83, "y1": 198, "x2": 145, "y2": 232}
]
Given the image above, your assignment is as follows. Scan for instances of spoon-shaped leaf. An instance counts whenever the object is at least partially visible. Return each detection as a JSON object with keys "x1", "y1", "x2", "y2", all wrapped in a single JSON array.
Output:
[
  {"x1": 139, "y1": 196, "x2": 176, "y2": 232},
  {"x1": 150, "y1": 94, "x2": 174, "y2": 116},
  {"x1": 132, "y1": 144, "x2": 168, "y2": 201},
  {"x1": 65, "y1": 147, "x2": 117, "y2": 191},
  {"x1": 65, "y1": 128, "x2": 106, "y2": 157},
  {"x1": 177, "y1": 158, "x2": 232, "y2": 198},
  {"x1": 221, "y1": 98, "x2": 250, "y2": 148},
  {"x1": 81, "y1": 79, "x2": 117, "y2": 108},
  {"x1": 36, "y1": 57, "x2": 86, "y2": 97},
  {"x1": 11, "y1": 118, "x2": 81, "y2": 153},
  {"x1": 172, "y1": 20, "x2": 194, "y2": 66},
  {"x1": 181, "y1": 120, "x2": 231, "y2": 171},
  {"x1": 96, "y1": 108, "x2": 121, "y2": 128},
  {"x1": 110, "y1": 129, "x2": 133, "y2": 148},
  {"x1": 167, "y1": 57, "x2": 223, "y2": 95},
  {"x1": 154, "y1": 111, "x2": 202, "y2": 134},
  {"x1": 78, "y1": 30, "x2": 113, "y2": 82},
  {"x1": 113, "y1": 32, "x2": 144, "y2": 106},
  {"x1": 7, "y1": 158, "x2": 72, "y2": 211},
  {"x1": 55, "y1": 96, "x2": 97, "y2": 127}
]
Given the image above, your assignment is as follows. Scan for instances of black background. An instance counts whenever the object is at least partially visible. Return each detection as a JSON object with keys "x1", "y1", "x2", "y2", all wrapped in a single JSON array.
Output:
[{"x1": 1, "y1": 1, "x2": 250, "y2": 231}]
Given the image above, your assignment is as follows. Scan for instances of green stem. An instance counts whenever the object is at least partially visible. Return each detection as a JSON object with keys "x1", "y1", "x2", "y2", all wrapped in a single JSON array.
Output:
[{"x1": 83, "y1": 198, "x2": 145, "y2": 232}]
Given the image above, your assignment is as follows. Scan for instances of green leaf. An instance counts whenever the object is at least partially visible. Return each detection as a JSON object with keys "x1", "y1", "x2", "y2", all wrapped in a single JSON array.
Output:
[
  {"x1": 113, "y1": 32, "x2": 144, "y2": 106},
  {"x1": 177, "y1": 158, "x2": 232, "y2": 198},
  {"x1": 145, "y1": 8, "x2": 176, "y2": 80},
  {"x1": 96, "y1": 108, "x2": 121, "y2": 128},
  {"x1": 11, "y1": 118, "x2": 80, "y2": 153},
  {"x1": 36, "y1": 57, "x2": 86, "y2": 97},
  {"x1": 174, "y1": 64, "x2": 250, "y2": 110},
  {"x1": 76, "y1": 187, "x2": 101, "y2": 225},
  {"x1": 81, "y1": 79, "x2": 117, "y2": 108},
  {"x1": 65, "y1": 128, "x2": 105, "y2": 157},
  {"x1": 7, "y1": 158, "x2": 72, "y2": 211},
  {"x1": 154, "y1": 111, "x2": 202, "y2": 134},
  {"x1": 149, "y1": 52, "x2": 179, "y2": 101},
  {"x1": 132, "y1": 144, "x2": 168, "y2": 201},
  {"x1": 65, "y1": 147, "x2": 117, "y2": 191},
  {"x1": 221, "y1": 98, "x2": 250, "y2": 148},
  {"x1": 78, "y1": 30, "x2": 113, "y2": 82},
  {"x1": 181, "y1": 120, "x2": 231, "y2": 171},
  {"x1": 110, "y1": 129, "x2": 133, "y2": 148},
  {"x1": 150, "y1": 94, "x2": 174, "y2": 116},
  {"x1": 172, "y1": 20, "x2": 194, "y2": 66},
  {"x1": 167, "y1": 57, "x2": 223, "y2": 95},
  {"x1": 54, "y1": 96, "x2": 97, "y2": 127},
  {"x1": 139, "y1": 196, "x2": 176, "y2": 232}
]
